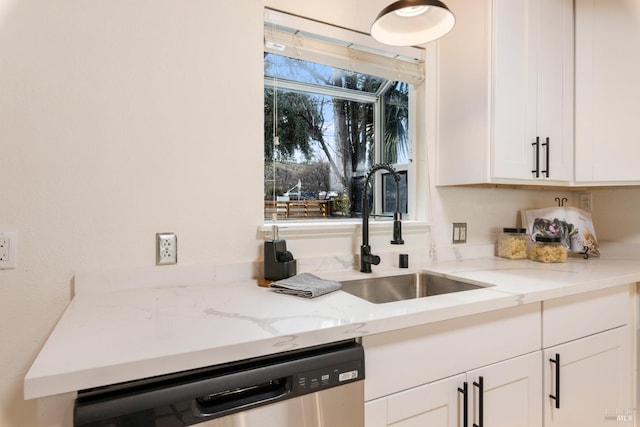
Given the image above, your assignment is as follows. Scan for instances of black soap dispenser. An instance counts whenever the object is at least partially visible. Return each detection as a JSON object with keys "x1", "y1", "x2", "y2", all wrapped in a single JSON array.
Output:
[{"x1": 264, "y1": 225, "x2": 297, "y2": 281}]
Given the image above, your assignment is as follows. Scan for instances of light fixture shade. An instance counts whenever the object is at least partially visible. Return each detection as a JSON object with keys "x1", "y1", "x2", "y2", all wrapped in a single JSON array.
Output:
[{"x1": 371, "y1": 0, "x2": 455, "y2": 46}]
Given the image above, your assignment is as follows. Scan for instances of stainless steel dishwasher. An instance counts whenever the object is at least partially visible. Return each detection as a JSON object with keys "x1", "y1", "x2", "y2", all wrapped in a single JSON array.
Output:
[{"x1": 73, "y1": 339, "x2": 364, "y2": 427}]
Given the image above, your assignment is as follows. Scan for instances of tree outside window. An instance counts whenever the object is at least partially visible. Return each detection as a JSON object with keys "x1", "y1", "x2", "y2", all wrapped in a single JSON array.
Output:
[{"x1": 264, "y1": 53, "x2": 410, "y2": 219}]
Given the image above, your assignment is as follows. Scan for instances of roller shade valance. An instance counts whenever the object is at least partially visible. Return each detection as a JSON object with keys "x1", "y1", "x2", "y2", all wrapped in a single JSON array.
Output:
[{"x1": 264, "y1": 9, "x2": 425, "y2": 85}]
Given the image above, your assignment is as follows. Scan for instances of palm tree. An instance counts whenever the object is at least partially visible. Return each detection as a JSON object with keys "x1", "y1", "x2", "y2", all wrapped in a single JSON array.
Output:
[
  {"x1": 382, "y1": 81, "x2": 409, "y2": 165},
  {"x1": 332, "y1": 79, "x2": 408, "y2": 215},
  {"x1": 264, "y1": 53, "x2": 409, "y2": 215}
]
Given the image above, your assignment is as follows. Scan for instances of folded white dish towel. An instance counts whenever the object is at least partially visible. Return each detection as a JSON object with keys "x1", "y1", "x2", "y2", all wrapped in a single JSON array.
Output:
[{"x1": 269, "y1": 273, "x2": 342, "y2": 298}]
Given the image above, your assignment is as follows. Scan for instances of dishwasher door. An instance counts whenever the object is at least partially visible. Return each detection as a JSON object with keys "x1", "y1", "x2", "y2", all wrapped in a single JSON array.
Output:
[
  {"x1": 191, "y1": 380, "x2": 362, "y2": 426},
  {"x1": 74, "y1": 340, "x2": 364, "y2": 427}
]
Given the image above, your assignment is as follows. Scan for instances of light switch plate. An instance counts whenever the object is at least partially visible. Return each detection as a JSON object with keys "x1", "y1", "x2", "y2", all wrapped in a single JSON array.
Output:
[{"x1": 452, "y1": 223, "x2": 467, "y2": 244}]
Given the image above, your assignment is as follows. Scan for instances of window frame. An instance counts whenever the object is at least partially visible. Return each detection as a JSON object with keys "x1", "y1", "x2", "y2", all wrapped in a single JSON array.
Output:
[{"x1": 263, "y1": 9, "x2": 423, "y2": 226}]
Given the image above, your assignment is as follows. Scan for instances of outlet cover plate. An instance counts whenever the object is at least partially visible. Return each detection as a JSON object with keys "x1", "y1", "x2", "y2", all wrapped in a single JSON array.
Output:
[
  {"x1": 156, "y1": 233, "x2": 177, "y2": 265},
  {"x1": 579, "y1": 193, "x2": 592, "y2": 211},
  {"x1": 0, "y1": 231, "x2": 17, "y2": 269}
]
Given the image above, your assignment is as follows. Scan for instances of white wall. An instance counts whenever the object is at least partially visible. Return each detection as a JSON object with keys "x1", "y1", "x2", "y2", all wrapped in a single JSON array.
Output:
[
  {"x1": 2, "y1": 1, "x2": 640, "y2": 425},
  {"x1": 590, "y1": 189, "x2": 640, "y2": 243},
  {"x1": 0, "y1": 1, "x2": 265, "y2": 425}
]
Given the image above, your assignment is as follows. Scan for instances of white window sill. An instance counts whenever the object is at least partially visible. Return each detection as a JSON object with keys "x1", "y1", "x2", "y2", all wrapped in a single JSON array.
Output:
[{"x1": 259, "y1": 219, "x2": 431, "y2": 239}]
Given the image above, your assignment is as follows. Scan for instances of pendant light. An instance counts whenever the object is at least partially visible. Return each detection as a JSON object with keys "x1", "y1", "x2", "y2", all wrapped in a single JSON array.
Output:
[{"x1": 371, "y1": 0, "x2": 455, "y2": 46}]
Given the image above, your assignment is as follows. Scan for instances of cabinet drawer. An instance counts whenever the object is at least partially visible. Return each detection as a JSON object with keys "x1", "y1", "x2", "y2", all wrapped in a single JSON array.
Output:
[
  {"x1": 363, "y1": 303, "x2": 540, "y2": 400},
  {"x1": 542, "y1": 285, "x2": 631, "y2": 348}
]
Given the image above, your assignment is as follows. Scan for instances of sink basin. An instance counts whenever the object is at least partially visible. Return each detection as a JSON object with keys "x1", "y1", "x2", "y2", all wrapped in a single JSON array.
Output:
[{"x1": 340, "y1": 273, "x2": 489, "y2": 304}]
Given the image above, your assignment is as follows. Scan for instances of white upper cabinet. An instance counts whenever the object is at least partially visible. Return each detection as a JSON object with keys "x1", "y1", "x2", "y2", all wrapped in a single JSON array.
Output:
[
  {"x1": 437, "y1": 0, "x2": 574, "y2": 186},
  {"x1": 575, "y1": 0, "x2": 640, "y2": 184}
]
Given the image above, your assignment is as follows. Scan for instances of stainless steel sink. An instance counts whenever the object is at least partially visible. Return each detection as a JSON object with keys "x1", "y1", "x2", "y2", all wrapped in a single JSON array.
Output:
[{"x1": 340, "y1": 273, "x2": 489, "y2": 304}]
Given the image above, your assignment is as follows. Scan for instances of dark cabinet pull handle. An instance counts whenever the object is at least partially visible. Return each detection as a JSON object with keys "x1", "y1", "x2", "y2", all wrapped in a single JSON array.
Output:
[
  {"x1": 549, "y1": 353, "x2": 560, "y2": 409},
  {"x1": 541, "y1": 137, "x2": 550, "y2": 178},
  {"x1": 473, "y1": 376, "x2": 484, "y2": 427},
  {"x1": 458, "y1": 382, "x2": 469, "y2": 427},
  {"x1": 531, "y1": 137, "x2": 540, "y2": 178}
]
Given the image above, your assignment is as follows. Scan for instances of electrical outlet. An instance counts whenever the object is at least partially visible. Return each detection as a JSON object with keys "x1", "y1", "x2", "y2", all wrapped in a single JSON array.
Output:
[
  {"x1": 156, "y1": 233, "x2": 177, "y2": 265},
  {"x1": 579, "y1": 193, "x2": 593, "y2": 211},
  {"x1": 0, "y1": 231, "x2": 17, "y2": 269}
]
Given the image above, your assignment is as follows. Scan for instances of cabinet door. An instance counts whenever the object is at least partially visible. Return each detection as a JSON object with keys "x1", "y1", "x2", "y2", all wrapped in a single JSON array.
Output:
[
  {"x1": 492, "y1": 0, "x2": 538, "y2": 180},
  {"x1": 365, "y1": 398, "x2": 388, "y2": 427},
  {"x1": 365, "y1": 375, "x2": 465, "y2": 427},
  {"x1": 544, "y1": 326, "x2": 632, "y2": 427},
  {"x1": 536, "y1": 0, "x2": 574, "y2": 182},
  {"x1": 575, "y1": 0, "x2": 640, "y2": 183},
  {"x1": 436, "y1": 0, "x2": 491, "y2": 186},
  {"x1": 467, "y1": 351, "x2": 542, "y2": 427},
  {"x1": 438, "y1": 0, "x2": 572, "y2": 186},
  {"x1": 387, "y1": 374, "x2": 465, "y2": 427},
  {"x1": 493, "y1": 0, "x2": 573, "y2": 182}
]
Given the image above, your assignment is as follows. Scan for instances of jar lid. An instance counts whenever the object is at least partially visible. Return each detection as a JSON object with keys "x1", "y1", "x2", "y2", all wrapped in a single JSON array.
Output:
[
  {"x1": 503, "y1": 227, "x2": 527, "y2": 233},
  {"x1": 535, "y1": 235, "x2": 562, "y2": 243}
]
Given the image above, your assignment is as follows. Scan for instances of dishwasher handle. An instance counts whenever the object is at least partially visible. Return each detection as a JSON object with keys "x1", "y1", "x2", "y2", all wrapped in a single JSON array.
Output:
[{"x1": 193, "y1": 377, "x2": 290, "y2": 418}]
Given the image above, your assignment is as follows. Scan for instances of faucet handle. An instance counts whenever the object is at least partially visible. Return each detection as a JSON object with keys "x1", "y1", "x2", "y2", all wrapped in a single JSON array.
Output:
[
  {"x1": 368, "y1": 254, "x2": 381, "y2": 265},
  {"x1": 360, "y1": 245, "x2": 381, "y2": 272}
]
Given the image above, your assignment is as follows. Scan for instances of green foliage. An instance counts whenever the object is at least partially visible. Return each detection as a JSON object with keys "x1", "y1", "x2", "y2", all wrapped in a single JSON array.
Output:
[
  {"x1": 264, "y1": 89, "x2": 324, "y2": 161},
  {"x1": 331, "y1": 195, "x2": 350, "y2": 216},
  {"x1": 383, "y1": 82, "x2": 409, "y2": 164}
]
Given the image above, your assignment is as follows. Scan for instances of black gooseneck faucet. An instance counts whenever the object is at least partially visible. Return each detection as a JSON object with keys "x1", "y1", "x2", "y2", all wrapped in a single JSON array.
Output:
[{"x1": 360, "y1": 163, "x2": 404, "y2": 273}]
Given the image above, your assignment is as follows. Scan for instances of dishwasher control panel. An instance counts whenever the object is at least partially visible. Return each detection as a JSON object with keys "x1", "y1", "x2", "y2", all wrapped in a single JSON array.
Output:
[{"x1": 293, "y1": 359, "x2": 363, "y2": 396}]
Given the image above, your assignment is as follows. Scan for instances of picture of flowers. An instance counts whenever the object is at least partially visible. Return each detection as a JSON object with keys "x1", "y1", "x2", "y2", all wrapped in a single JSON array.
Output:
[{"x1": 521, "y1": 206, "x2": 600, "y2": 256}]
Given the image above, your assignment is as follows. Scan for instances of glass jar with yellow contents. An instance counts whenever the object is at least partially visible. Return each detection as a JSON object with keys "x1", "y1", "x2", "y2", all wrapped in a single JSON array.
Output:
[
  {"x1": 496, "y1": 228, "x2": 529, "y2": 259},
  {"x1": 528, "y1": 236, "x2": 567, "y2": 263}
]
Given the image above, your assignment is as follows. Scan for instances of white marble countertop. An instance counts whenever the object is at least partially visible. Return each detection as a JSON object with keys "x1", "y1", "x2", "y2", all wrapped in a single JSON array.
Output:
[{"x1": 24, "y1": 247, "x2": 640, "y2": 400}]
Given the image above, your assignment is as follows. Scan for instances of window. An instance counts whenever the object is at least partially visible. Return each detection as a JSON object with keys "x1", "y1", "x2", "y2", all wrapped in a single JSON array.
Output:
[
  {"x1": 263, "y1": 10, "x2": 424, "y2": 222},
  {"x1": 382, "y1": 170, "x2": 407, "y2": 214}
]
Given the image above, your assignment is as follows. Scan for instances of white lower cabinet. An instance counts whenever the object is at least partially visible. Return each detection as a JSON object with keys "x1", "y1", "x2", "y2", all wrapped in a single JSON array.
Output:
[
  {"x1": 364, "y1": 284, "x2": 635, "y2": 427},
  {"x1": 541, "y1": 285, "x2": 634, "y2": 427},
  {"x1": 362, "y1": 303, "x2": 542, "y2": 427},
  {"x1": 543, "y1": 327, "x2": 632, "y2": 427},
  {"x1": 365, "y1": 374, "x2": 464, "y2": 427},
  {"x1": 365, "y1": 352, "x2": 542, "y2": 427},
  {"x1": 363, "y1": 304, "x2": 541, "y2": 401},
  {"x1": 467, "y1": 351, "x2": 542, "y2": 427}
]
